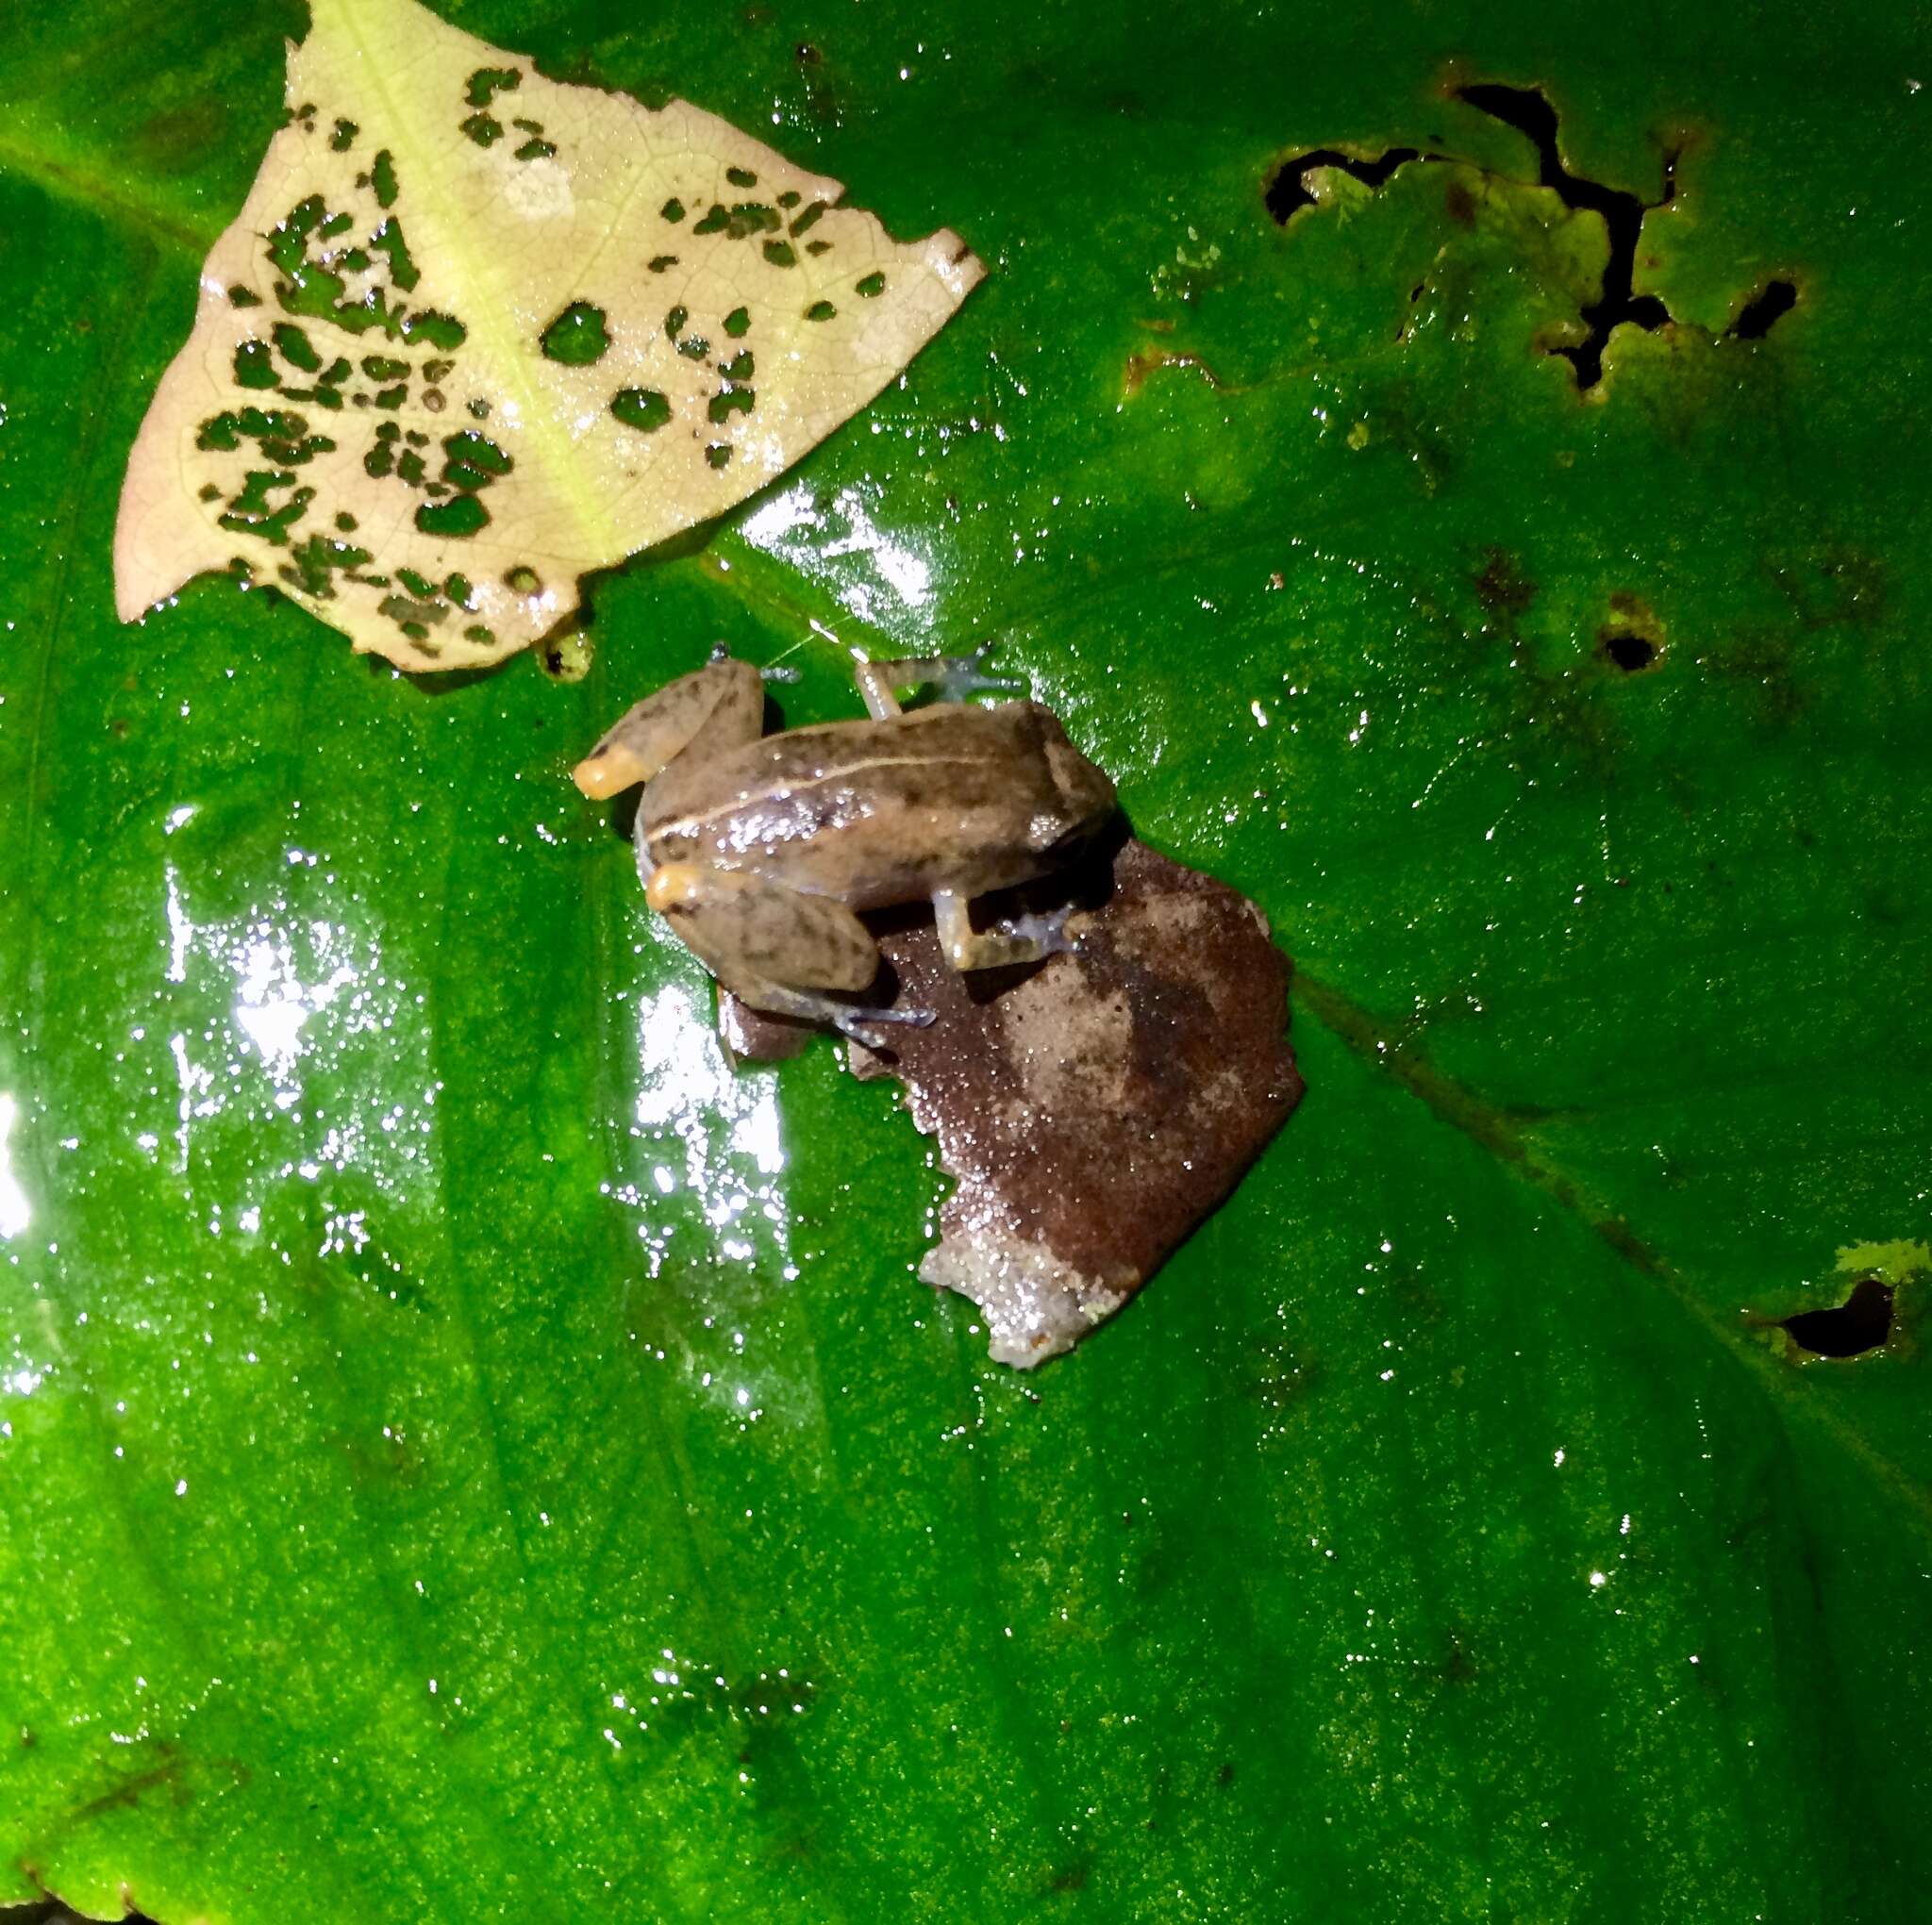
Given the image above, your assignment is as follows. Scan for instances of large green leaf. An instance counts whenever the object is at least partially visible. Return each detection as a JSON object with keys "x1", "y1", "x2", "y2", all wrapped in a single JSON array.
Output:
[{"x1": 3, "y1": 1, "x2": 1926, "y2": 1918}]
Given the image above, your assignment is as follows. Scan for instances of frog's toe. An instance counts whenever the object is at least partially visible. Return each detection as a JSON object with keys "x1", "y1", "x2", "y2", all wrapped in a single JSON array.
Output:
[
  {"x1": 838, "y1": 1002, "x2": 937, "y2": 1041},
  {"x1": 938, "y1": 642, "x2": 1025, "y2": 704},
  {"x1": 1008, "y1": 901, "x2": 1080, "y2": 956},
  {"x1": 728, "y1": 978, "x2": 932, "y2": 1041},
  {"x1": 934, "y1": 888, "x2": 1079, "y2": 972}
]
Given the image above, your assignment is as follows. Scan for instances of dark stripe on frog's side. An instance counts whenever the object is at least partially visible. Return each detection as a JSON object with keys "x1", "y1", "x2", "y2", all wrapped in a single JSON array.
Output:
[{"x1": 641, "y1": 701, "x2": 1115, "y2": 910}]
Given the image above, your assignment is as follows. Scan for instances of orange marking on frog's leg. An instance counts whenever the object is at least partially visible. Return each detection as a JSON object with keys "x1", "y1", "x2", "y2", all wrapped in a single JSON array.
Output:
[{"x1": 573, "y1": 655, "x2": 763, "y2": 797}]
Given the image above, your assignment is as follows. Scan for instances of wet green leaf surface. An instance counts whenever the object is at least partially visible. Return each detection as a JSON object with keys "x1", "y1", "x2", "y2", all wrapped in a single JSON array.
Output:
[{"x1": 2, "y1": 1, "x2": 1927, "y2": 1918}]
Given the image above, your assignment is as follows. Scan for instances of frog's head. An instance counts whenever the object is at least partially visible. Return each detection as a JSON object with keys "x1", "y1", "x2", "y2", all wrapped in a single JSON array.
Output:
[{"x1": 1038, "y1": 711, "x2": 1119, "y2": 840}]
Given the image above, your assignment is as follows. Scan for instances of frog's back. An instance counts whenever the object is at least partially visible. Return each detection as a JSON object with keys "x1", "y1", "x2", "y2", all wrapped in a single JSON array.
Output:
[{"x1": 643, "y1": 701, "x2": 1114, "y2": 909}]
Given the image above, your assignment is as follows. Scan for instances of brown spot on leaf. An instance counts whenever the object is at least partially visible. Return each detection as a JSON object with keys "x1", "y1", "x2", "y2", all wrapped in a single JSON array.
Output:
[
  {"x1": 1473, "y1": 547, "x2": 1536, "y2": 622},
  {"x1": 1123, "y1": 346, "x2": 1226, "y2": 400},
  {"x1": 1598, "y1": 590, "x2": 1665, "y2": 670},
  {"x1": 1778, "y1": 1275, "x2": 1895, "y2": 1359}
]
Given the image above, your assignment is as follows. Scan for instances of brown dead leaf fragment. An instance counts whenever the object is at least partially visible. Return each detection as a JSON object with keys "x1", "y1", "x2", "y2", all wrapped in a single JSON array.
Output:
[{"x1": 729, "y1": 838, "x2": 1303, "y2": 1367}]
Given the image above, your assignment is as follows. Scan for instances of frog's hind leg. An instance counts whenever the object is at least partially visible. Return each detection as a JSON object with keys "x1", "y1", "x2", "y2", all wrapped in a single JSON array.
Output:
[
  {"x1": 933, "y1": 888, "x2": 1078, "y2": 973},
  {"x1": 853, "y1": 644, "x2": 1023, "y2": 720},
  {"x1": 573, "y1": 656, "x2": 764, "y2": 798},
  {"x1": 646, "y1": 865, "x2": 933, "y2": 1037}
]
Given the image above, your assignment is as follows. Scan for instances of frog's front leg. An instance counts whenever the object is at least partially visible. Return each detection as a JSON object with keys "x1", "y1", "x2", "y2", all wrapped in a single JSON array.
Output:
[
  {"x1": 932, "y1": 888, "x2": 1077, "y2": 973},
  {"x1": 853, "y1": 645, "x2": 1022, "y2": 720},
  {"x1": 573, "y1": 655, "x2": 763, "y2": 798},
  {"x1": 646, "y1": 865, "x2": 933, "y2": 1037}
]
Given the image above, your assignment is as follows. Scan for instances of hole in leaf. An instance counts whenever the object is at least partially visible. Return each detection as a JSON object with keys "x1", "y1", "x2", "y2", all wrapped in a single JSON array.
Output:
[
  {"x1": 233, "y1": 340, "x2": 278, "y2": 389},
  {"x1": 466, "y1": 67, "x2": 521, "y2": 108},
  {"x1": 727, "y1": 165, "x2": 758, "y2": 187},
  {"x1": 1780, "y1": 1276, "x2": 1893, "y2": 1358},
  {"x1": 1456, "y1": 82, "x2": 1675, "y2": 391},
  {"x1": 506, "y1": 565, "x2": 541, "y2": 593},
  {"x1": 401, "y1": 310, "x2": 466, "y2": 351},
  {"x1": 855, "y1": 271, "x2": 885, "y2": 297},
  {"x1": 706, "y1": 443, "x2": 732, "y2": 469},
  {"x1": 371, "y1": 149, "x2": 397, "y2": 207},
  {"x1": 329, "y1": 118, "x2": 358, "y2": 152},
  {"x1": 273, "y1": 323, "x2": 321, "y2": 373},
  {"x1": 724, "y1": 307, "x2": 751, "y2": 338},
  {"x1": 1269, "y1": 86, "x2": 1687, "y2": 393},
  {"x1": 649, "y1": 254, "x2": 678, "y2": 273},
  {"x1": 283, "y1": 532, "x2": 373, "y2": 598},
  {"x1": 1264, "y1": 146, "x2": 1419, "y2": 223},
  {"x1": 370, "y1": 216, "x2": 421, "y2": 291},
  {"x1": 661, "y1": 197, "x2": 686, "y2": 223},
  {"x1": 516, "y1": 137, "x2": 558, "y2": 161},
  {"x1": 804, "y1": 300, "x2": 836, "y2": 322},
  {"x1": 1600, "y1": 631, "x2": 1657, "y2": 672},
  {"x1": 610, "y1": 388, "x2": 671, "y2": 431},
  {"x1": 763, "y1": 241, "x2": 797, "y2": 268},
  {"x1": 541, "y1": 631, "x2": 593, "y2": 681},
  {"x1": 1730, "y1": 278, "x2": 1798, "y2": 340},
  {"x1": 540, "y1": 302, "x2": 610, "y2": 364},
  {"x1": 415, "y1": 495, "x2": 488, "y2": 539},
  {"x1": 441, "y1": 429, "x2": 512, "y2": 490}
]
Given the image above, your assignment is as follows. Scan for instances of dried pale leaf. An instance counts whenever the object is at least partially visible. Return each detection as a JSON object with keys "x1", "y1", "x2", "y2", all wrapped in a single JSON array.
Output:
[{"x1": 114, "y1": 0, "x2": 983, "y2": 671}]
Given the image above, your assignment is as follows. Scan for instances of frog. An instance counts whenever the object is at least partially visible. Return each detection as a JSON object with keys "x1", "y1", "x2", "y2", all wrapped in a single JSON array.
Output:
[{"x1": 573, "y1": 649, "x2": 1118, "y2": 1037}]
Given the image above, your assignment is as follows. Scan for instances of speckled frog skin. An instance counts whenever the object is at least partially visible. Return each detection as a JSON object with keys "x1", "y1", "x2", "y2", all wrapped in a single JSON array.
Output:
[{"x1": 573, "y1": 652, "x2": 1117, "y2": 1035}]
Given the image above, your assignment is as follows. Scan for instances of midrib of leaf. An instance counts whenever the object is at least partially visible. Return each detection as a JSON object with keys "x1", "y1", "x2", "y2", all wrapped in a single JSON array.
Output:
[
  {"x1": 1293, "y1": 969, "x2": 1932, "y2": 1543},
  {"x1": 318, "y1": 0, "x2": 628, "y2": 566},
  {"x1": 0, "y1": 118, "x2": 214, "y2": 257}
]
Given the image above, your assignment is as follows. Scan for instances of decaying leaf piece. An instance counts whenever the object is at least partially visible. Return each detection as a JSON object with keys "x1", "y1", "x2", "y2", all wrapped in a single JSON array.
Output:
[
  {"x1": 114, "y1": 0, "x2": 983, "y2": 671},
  {"x1": 727, "y1": 840, "x2": 1305, "y2": 1367}
]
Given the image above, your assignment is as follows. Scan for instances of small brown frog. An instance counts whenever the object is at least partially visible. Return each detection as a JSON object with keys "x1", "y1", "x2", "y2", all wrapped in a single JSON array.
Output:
[{"x1": 574, "y1": 651, "x2": 1117, "y2": 1036}]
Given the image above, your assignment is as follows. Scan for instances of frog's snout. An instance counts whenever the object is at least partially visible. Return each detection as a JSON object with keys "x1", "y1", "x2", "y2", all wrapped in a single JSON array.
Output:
[{"x1": 1043, "y1": 726, "x2": 1118, "y2": 829}]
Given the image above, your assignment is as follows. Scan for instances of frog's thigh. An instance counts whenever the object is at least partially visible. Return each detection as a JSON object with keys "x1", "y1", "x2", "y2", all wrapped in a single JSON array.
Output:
[
  {"x1": 646, "y1": 865, "x2": 880, "y2": 994},
  {"x1": 574, "y1": 657, "x2": 764, "y2": 798},
  {"x1": 933, "y1": 888, "x2": 1075, "y2": 972}
]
